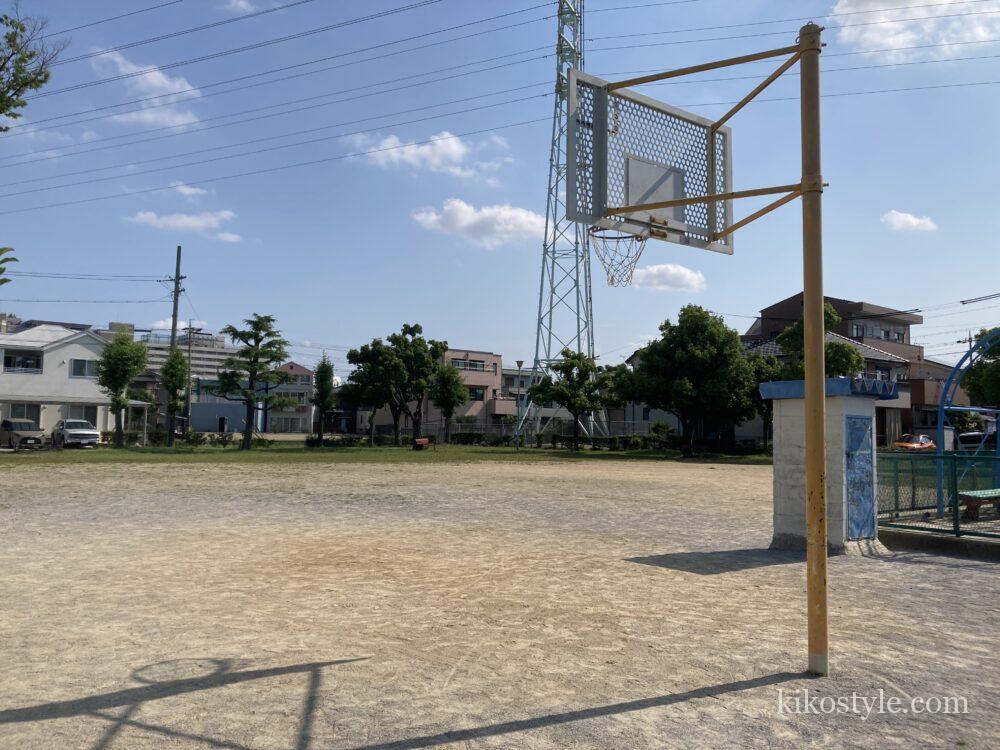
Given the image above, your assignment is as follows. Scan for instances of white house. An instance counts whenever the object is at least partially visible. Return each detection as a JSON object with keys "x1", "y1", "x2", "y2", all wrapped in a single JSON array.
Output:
[{"x1": 0, "y1": 324, "x2": 145, "y2": 435}]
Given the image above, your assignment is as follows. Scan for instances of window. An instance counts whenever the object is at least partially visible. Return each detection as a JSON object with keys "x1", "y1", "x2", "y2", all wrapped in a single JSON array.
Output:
[
  {"x1": 451, "y1": 358, "x2": 485, "y2": 371},
  {"x1": 880, "y1": 328, "x2": 891, "y2": 340},
  {"x1": 3, "y1": 349, "x2": 42, "y2": 372},
  {"x1": 70, "y1": 359, "x2": 98, "y2": 378},
  {"x1": 893, "y1": 331, "x2": 904, "y2": 343},
  {"x1": 68, "y1": 405, "x2": 98, "y2": 424},
  {"x1": 852, "y1": 323, "x2": 864, "y2": 337},
  {"x1": 10, "y1": 403, "x2": 41, "y2": 423},
  {"x1": 642, "y1": 407, "x2": 651, "y2": 421},
  {"x1": 468, "y1": 386, "x2": 485, "y2": 401}
]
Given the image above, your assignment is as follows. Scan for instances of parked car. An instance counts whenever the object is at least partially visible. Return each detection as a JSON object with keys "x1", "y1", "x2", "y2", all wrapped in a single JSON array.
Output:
[
  {"x1": 0, "y1": 418, "x2": 45, "y2": 449},
  {"x1": 51, "y1": 419, "x2": 101, "y2": 447},
  {"x1": 957, "y1": 431, "x2": 997, "y2": 452},
  {"x1": 892, "y1": 433, "x2": 936, "y2": 452}
]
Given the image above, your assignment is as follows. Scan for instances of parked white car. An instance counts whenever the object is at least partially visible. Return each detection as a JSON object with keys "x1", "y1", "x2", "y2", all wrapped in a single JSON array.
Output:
[{"x1": 52, "y1": 419, "x2": 101, "y2": 447}]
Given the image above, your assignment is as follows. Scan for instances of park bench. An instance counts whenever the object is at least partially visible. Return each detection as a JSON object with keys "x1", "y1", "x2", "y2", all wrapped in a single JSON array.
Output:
[
  {"x1": 958, "y1": 489, "x2": 1000, "y2": 522},
  {"x1": 413, "y1": 438, "x2": 431, "y2": 451}
]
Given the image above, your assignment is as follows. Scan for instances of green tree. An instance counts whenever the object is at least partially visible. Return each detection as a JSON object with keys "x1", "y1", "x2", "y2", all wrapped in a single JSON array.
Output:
[
  {"x1": 963, "y1": 329, "x2": 1000, "y2": 407},
  {"x1": 628, "y1": 306, "x2": 755, "y2": 457},
  {"x1": 342, "y1": 339, "x2": 404, "y2": 446},
  {"x1": 1, "y1": 5, "x2": 64, "y2": 131},
  {"x1": 0, "y1": 246, "x2": 16, "y2": 285},
  {"x1": 212, "y1": 314, "x2": 293, "y2": 451},
  {"x1": 428, "y1": 363, "x2": 467, "y2": 443},
  {"x1": 160, "y1": 346, "x2": 188, "y2": 447},
  {"x1": 386, "y1": 323, "x2": 447, "y2": 443},
  {"x1": 311, "y1": 353, "x2": 337, "y2": 441},
  {"x1": 528, "y1": 348, "x2": 615, "y2": 451},
  {"x1": 748, "y1": 353, "x2": 783, "y2": 450},
  {"x1": 96, "y1": 333, "x2": 149, "y2": 448},
  {"x1": 776, "y1": 302, "x2": 865, "y2": 379}
]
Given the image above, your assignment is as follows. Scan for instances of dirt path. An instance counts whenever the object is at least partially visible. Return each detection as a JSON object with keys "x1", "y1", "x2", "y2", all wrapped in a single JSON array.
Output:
[{"x1": 1, "y1": 460, "x2": 996, "y2": 748}]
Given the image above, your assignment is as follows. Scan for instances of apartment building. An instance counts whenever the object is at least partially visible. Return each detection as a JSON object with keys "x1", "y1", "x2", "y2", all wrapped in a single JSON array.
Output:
[
  {"x1": 743, "y1": 292, "x2": 969, "y2": 442},
  {"x1": 0, "y1": 324, "x2": 147, "y2": 434},
  {"x1": 268, "y1": 361, "x2": 315, "y2": 433}
]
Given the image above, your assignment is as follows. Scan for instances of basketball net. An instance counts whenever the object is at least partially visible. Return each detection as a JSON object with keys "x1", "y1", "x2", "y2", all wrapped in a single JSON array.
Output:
[{"x1": 588, "y1": 226, "x2": 648, "y2": 286}]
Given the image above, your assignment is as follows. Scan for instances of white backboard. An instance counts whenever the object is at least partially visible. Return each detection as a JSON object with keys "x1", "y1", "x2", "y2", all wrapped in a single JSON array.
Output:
[{"x1": 567, "y1": 68, "x2": 734, "y2": 254}]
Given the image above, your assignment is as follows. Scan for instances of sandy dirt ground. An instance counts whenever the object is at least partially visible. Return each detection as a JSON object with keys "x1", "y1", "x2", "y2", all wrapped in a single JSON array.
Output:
[{"x1": 0, "y1": 459, "x2": 997, "y2": 749}]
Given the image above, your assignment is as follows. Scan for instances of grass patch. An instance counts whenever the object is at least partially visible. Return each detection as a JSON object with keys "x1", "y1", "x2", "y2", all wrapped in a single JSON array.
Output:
[{"x1": 0, "y1": 443, "x2": 772, "y2": 467}]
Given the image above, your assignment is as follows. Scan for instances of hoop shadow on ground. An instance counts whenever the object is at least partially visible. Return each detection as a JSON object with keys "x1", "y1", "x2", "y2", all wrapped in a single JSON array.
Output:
[
  {"x1": 0, "y1": 657, "x2": 366, "y2": 750},
  {"x1": 626, "y1": 548, "x2": 805, "y2": 575}
]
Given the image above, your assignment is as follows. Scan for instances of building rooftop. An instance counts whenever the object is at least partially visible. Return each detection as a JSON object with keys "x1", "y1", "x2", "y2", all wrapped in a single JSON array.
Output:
[
  {"x1": 0, "y1": 324, "x2": 81, "y2": 349},
  {"x1": 745, "y1": 331, "x2": 909, "y2": 364}
]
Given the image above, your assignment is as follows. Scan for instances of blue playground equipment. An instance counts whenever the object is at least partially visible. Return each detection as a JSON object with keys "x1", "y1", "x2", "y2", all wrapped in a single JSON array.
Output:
[{"x1": 935, "y1": 327, "x2": 1000, "y2": 517}]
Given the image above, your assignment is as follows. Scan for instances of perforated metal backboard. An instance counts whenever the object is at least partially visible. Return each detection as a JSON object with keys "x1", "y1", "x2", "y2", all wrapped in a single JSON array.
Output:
[{"x1": 567, "y1": 68, "x2": 734, "y2": 254}]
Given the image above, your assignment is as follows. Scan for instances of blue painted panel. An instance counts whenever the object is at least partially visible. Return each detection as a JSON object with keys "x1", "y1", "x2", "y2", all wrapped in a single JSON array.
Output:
[{"x1": 846, "y1": 415, "x2": 876, "y2": 540}]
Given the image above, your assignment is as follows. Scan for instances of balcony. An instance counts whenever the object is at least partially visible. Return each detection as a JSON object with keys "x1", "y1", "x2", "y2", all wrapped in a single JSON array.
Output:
[
  {"x1": 489, "y1": 396, "x2": 518, "y2": 416},
  {"x1": 3, "y1": 366, "x2": 42, "y2": 374}
]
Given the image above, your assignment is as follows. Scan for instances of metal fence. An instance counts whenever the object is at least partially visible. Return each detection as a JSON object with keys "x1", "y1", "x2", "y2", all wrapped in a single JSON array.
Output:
[{"x1": 877, "y1": 453, "x2": 1000, "y2": 539}]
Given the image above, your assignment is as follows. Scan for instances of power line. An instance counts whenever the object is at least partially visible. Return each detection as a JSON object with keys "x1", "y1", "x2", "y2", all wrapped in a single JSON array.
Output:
[
  {"x1": 43, "y1": 1, "x2": 186, "y2": 38},
  {"x1": 55, "y1": 0, "x2": 323, "y2": 67},
  {"x1": 27, "y1": 0, "x2": 538, "y2": 100},
  {"x1": 3, "y1": 48, "x2": 550, "y2": 154},
  {"x1": 7, "y1": 71, "x2": 1000, "y2": 214},
  {"x1": 0, "y1": 295, "x2": 172, "y2": 304},
  {"x1": 0, "y1": 80, "x2": 550, "y2": 175},
  {"x1": 590, "y1": 8, "x2": 1000, "y2": 52},
  {"x1": 0, "y1": 117, "x2": 550, "y2": 216},
  {"x1": 4, "y1": 271, "x2": 165, "y2": 281},
  {"x1": 0, "y1": 91, "x2": 549, "y2": 199},
  {"x1": 589, "y1": 0, "x2": 999, "y2": 41},
  {"x1": 11, "y1": 47, "x2": 998, "y2": 192}
]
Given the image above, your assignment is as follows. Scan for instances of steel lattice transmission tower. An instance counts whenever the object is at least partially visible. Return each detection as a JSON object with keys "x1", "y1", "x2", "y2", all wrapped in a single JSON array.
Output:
[{"x1": 519, "y1": 0, "x2": 598, "y2": 435}]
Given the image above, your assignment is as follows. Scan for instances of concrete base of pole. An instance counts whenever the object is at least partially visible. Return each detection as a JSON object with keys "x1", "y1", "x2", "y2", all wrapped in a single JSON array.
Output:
[{"x1": 808, "y1": 652, "x2": 829, "y2": 677}]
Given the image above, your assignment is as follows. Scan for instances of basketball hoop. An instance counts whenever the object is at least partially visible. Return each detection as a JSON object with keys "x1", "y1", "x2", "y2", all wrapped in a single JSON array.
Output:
[{"x1": 588, "y1": 226, "x2": 647, "y2": 286}]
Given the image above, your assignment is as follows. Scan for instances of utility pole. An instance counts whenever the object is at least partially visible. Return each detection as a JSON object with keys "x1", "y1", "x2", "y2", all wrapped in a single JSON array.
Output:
[
  {"x1": 167, "y1": 245, "x2": 185, "y2": 445},
  {"x1": 799, "y1": 23, "x2": 828, "y2": 678},
  {"x1": 183, "y1": 319, "x2": 202, "y2": 428},
  {"x1": 169, "y1": 245, "x2": 184, "y2": 348}
]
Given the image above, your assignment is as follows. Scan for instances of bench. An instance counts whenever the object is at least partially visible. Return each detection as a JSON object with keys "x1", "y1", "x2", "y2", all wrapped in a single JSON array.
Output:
[
  {"x1": 412, "y1": 438, "x2": 431, "y2": 451},
  {"x1": 958, "y1": 489, "x2": 1000, "y2": 522}
]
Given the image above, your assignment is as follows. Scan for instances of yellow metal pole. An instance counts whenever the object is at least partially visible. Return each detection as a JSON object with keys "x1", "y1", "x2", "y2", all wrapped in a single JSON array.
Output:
[{"x1": 799, "y1": 22, "x2": 828, "y2": 677}]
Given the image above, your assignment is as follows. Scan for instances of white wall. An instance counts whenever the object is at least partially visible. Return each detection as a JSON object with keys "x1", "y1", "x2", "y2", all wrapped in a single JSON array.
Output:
[
  {"x1": 0, "y1": 335, "x2": 114, "y2": 432},
  {"x1": 771, "y1": 395, "x2": 876, "y2": 551}
]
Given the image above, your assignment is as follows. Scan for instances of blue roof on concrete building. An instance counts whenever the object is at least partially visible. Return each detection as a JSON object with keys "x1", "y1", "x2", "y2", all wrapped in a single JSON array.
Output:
[{"x1": 759, "y1": 377, "x2": 899, "y2": 401}]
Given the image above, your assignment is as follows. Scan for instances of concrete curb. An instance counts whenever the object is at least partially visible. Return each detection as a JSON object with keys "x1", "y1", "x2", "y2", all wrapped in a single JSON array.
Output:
[{"x1": 878, "y1": 527, "x2": 1000, "y2": 561}]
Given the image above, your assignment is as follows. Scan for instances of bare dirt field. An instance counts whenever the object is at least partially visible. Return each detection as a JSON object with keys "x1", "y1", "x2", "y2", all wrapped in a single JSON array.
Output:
[{"x1": 1, "y1": 459, "x2": 997, "y2": 749}]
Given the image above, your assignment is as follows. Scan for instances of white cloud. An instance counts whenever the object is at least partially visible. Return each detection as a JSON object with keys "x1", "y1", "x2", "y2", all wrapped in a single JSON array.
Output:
[
  {"x1": 223, "y1": 0, "x2": 256, "y2": 12},
  {"x1": 631, "y1": 263, "x2": 706, "y2": 292},
  {"x1": 214, "y1": 231, "x2": 243, "y2": 243},
  {"x1": 831, "y1": 0, "x2": 1000, "y2": 61},
  {"x1": 90, "y1": 50, "x2": 200, "y2": 128},
  {"x1": 881, "y1": 209, "x2": 938, "y2": 231},
  {"x1": 170, "y1": 181, "x2": 210, "y2": 198},
  {"x1": 152, "y1": 318, "x2": 207, "y2": 330},
  {"x1": 126, "y1": 209, "x2": 236, "y2": 233},
  {"x1": 412, "y1": 199, "x2": 545, "y2": 249},
  {"x1": 350, "y1": 130, "x2": 511, "y2": 184}
]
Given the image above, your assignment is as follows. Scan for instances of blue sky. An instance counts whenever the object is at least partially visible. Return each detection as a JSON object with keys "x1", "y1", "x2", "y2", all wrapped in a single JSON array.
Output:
[{"x1": 3, "y1": 0, "x2": 1000, "y2": 373}]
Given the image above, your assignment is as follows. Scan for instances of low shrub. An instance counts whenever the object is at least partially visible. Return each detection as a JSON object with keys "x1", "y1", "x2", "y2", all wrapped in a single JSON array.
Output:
[
  {"x1": 147, "y1": 427, "x2": 168, "y2": 447},
  {"x1": 305, "y1": 435, "x2": 324, "y2": 448},
  {"x1": 217, "y1": 432, "x2": 235, "y2": 448},
  {"x1": 183, "y1": 430, "x2": 207, "y2": 447}
]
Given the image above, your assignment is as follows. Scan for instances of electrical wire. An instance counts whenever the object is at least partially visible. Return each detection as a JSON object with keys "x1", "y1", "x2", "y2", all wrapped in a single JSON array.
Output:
[
  {"x1": 54, "y1": 0, "x2": 323, "y2": 67},
  {"x1": 27, "y1": 0, "x2": 543, "y2": 100},
  {"x1": 0, "y1": 116, "x2": 551, "y2": 216},
  {"x1": 4, "y1": 271, "x2": 165, "y2": 281},
  {"x1": 0, "y1": 82, "x2": 551, "y2": 175},
  {"x1": 0, "y1": 295, "x2": 172, "y2": 304},
  {"x1": 2, "y1": 53, "x2": 551, "y2": 162},
  {"x1": 42, "y1": 1, "x2": 186, "y2": 38}
]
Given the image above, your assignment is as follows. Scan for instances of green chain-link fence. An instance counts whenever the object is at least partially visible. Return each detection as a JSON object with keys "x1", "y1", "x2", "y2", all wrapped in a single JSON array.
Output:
[{"x1": 878, "y1": 453, "x2": 1000, "y2": 538}]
